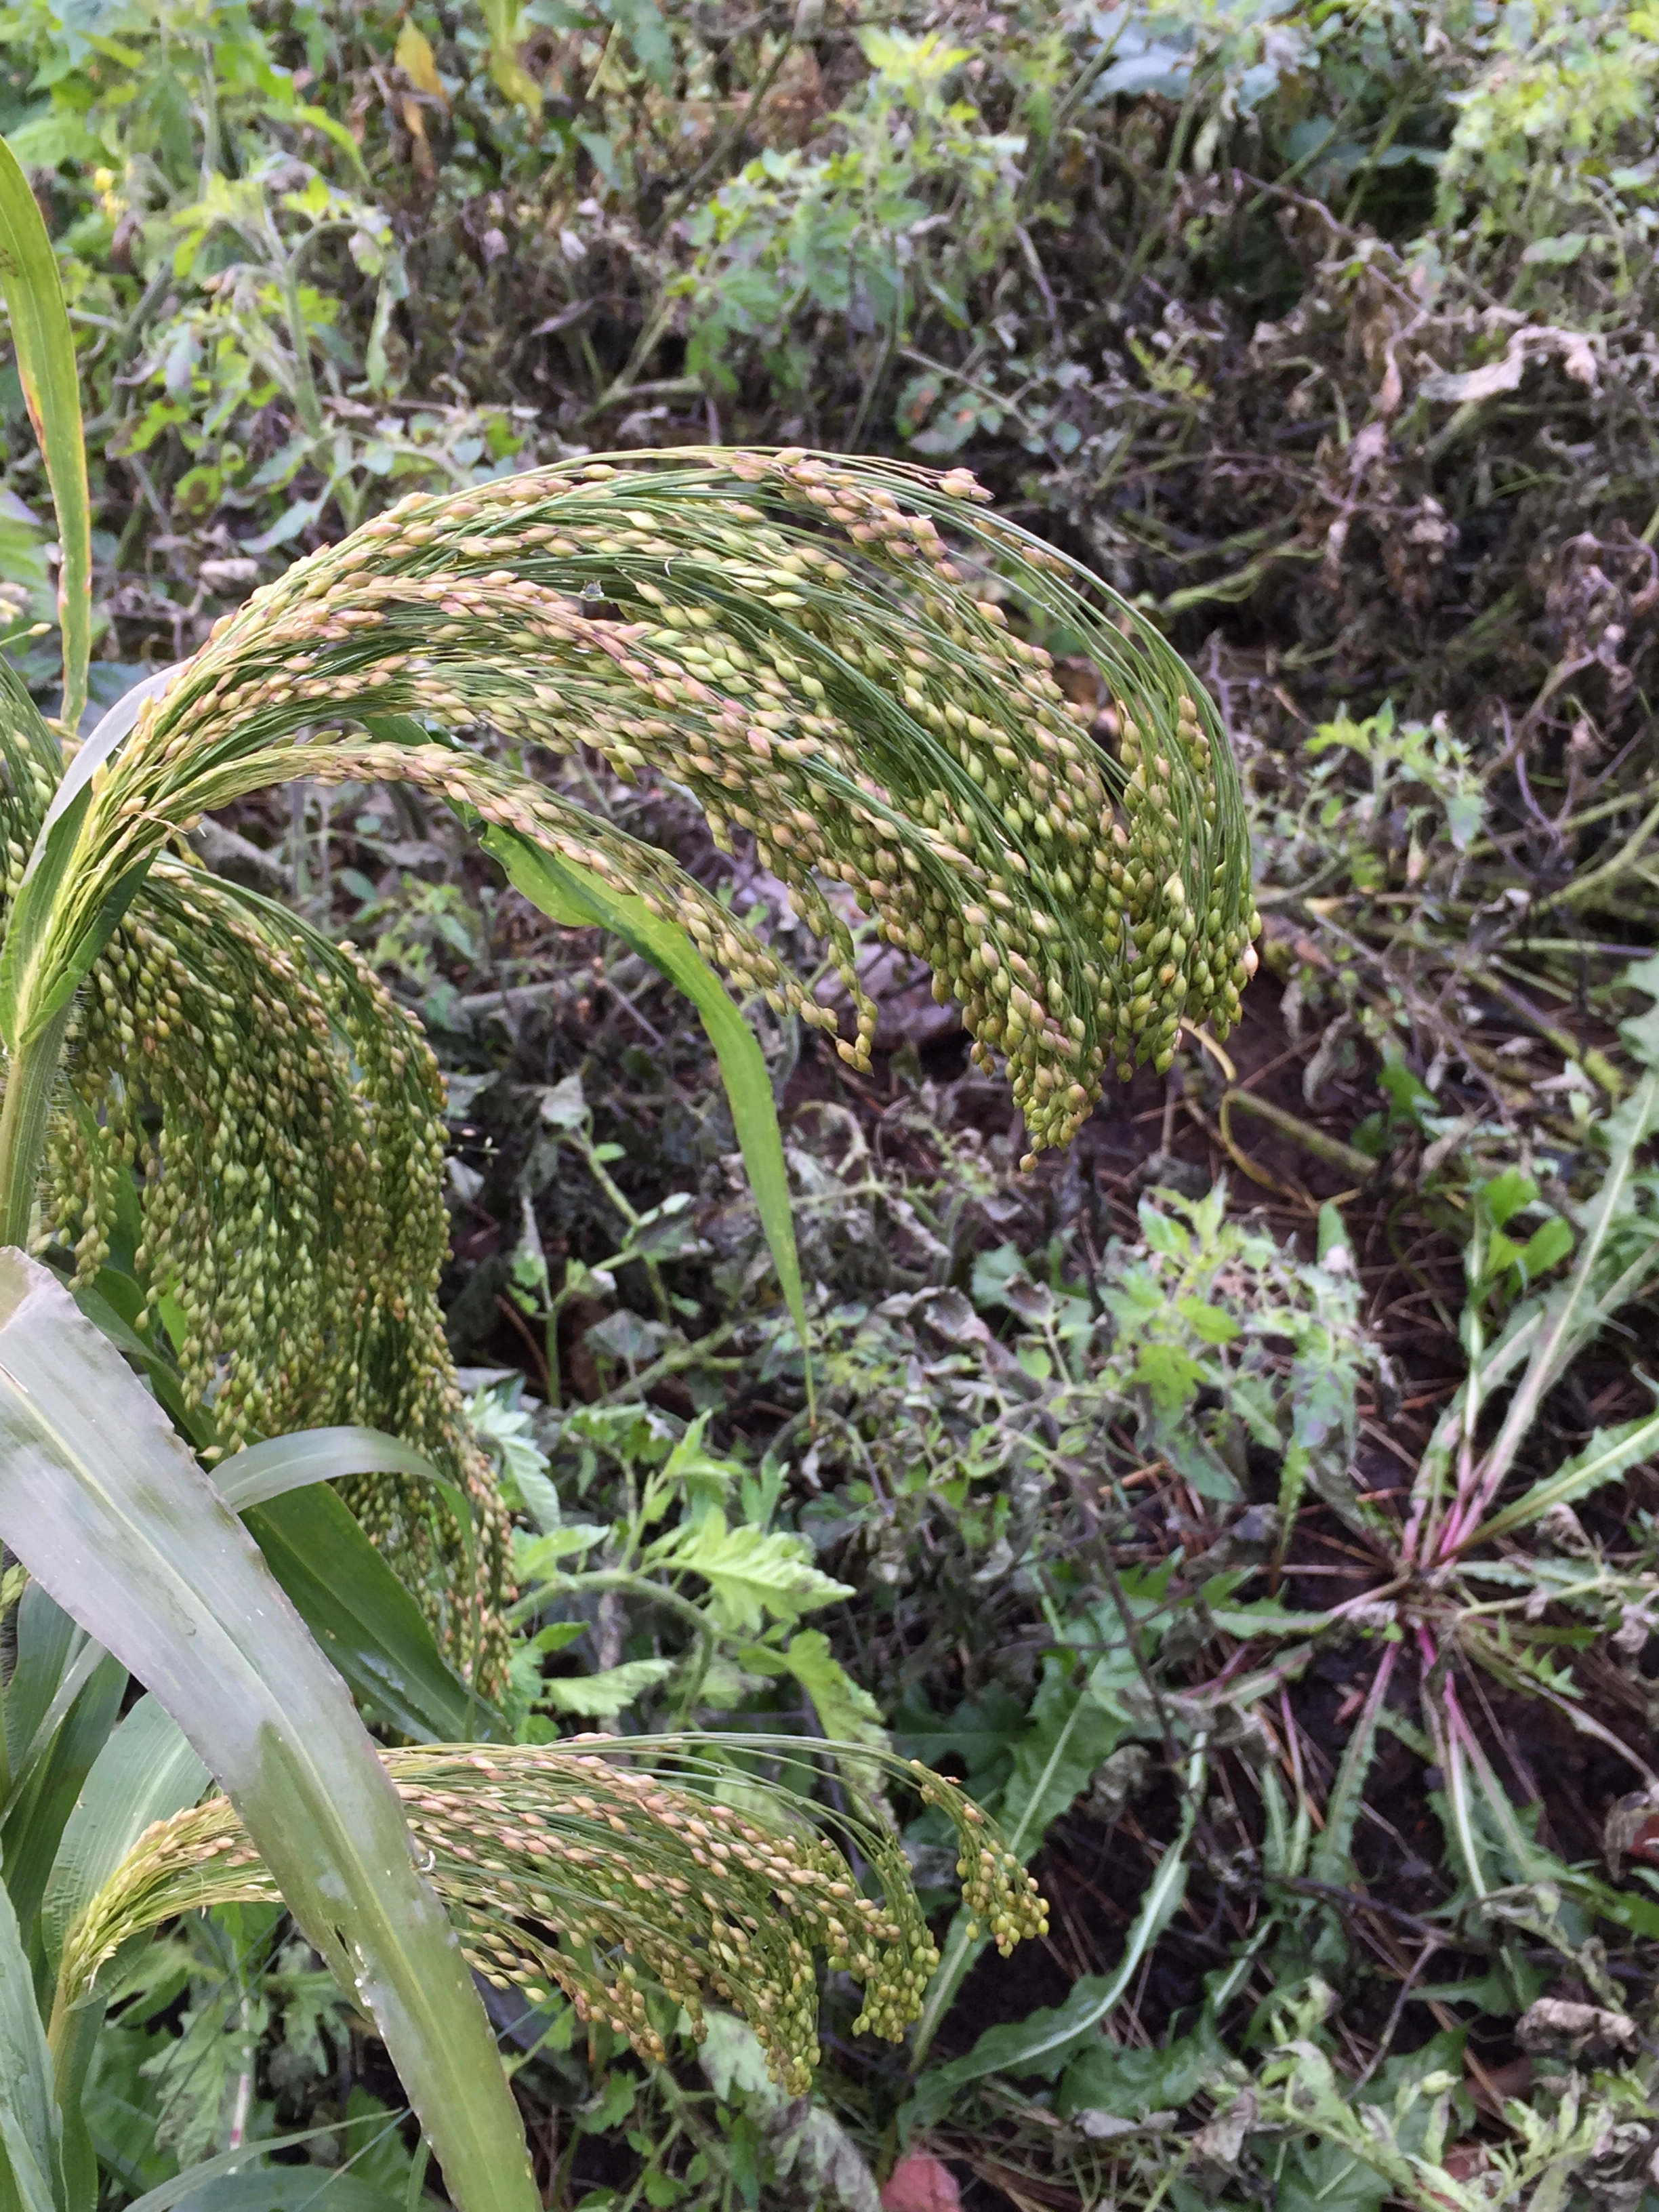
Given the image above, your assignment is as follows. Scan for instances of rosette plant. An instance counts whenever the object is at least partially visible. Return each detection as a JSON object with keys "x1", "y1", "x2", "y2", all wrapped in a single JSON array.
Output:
[{"x1": 0, "y1": 143, "x2": 1255, "y2": 2212}]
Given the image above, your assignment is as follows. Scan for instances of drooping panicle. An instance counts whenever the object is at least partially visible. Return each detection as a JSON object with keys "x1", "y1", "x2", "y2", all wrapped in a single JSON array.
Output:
[
  {"x1": 61, "y1": 1737, "x2": 1048, "y2": 2095},
  {"x1": 0, "y1": 449, "x2": 1256, "y2": 1672}
]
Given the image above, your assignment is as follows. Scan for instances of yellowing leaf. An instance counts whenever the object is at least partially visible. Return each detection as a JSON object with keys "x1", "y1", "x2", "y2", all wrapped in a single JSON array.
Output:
[
  {"x1": 644, "y1": 1514, "x2": 852, "y2": 1633},
  {"x1": 395, "y1": 21, "x2": 447, "y2": 102},
  {"x1": 479, "y1": 0, "x2": 541, "y2": 118}
]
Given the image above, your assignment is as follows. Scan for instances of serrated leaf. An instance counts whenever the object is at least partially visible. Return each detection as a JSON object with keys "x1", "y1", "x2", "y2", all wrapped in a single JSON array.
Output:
[
  {"x1": 743, "y1": 1629, "x2": 888, "y2": 1798},
  {"x1": 758, "y1": 1630, "x2": 885, "y2": 1747},
  {"x1": 514, "y1": 1525, "x2": 612, "y2": 1579},
  {"x1": 1473, "y1": 1408, "x2": 1659, "y2": 1547},
  {"x1": 642, "y1": 1513, "x2": 852, "y2": 1633},
  {"x1": 538, "y1": 1658, "x2": 676, "y2": 1717}
]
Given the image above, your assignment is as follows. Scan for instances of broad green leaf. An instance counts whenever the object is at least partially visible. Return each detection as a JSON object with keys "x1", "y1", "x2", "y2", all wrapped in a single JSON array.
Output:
[
  {"x1": 537, "y1": 1658, "x2": 676, "y2": 1717},
  {"x1": 514, "y1": 1525, "x2": 611, "y2": 1578},
  {"x1": 140, "y1": 2176, "x2": 406, "y2": 2212},
  {"x1": 215, "y1": 1425, "x2": 481, "y2": 1616},
  {"x1": 751, "y1": 1629, "x2": 886, "y2": 1751},
  {"x1": 0, "y1": 1643, "x2": 123, "y2": 1952},
  {"x1": 741, "y1": 1630, "x2": 887, "y2": 1798},
  {"x1": 0, "y1": 138, "x2": 90, "y2": 732},
  {"x1": 1058, "y1": 2008, "x2": 1231, "y2": 2120},
  {"x1": 212, "y1": 1426, "x2": 456, "y2": 1514},
  {"x1": 1005, "y1": 1654, "x2": 1128, "y2": 1848},
  {"x1": 0, "y1": 1870, "x2": 61, "y2": 2212},
  {"x1": 243, "y1": 1488, "x2": 501, "y2": 1745},
  {"x1": 892, "y1": 1681, "x2": 1028, "y2": 1784},
  {"x1": 484, "y1": 827, "x2": 811, "y2": 1395},
  {"x1": 218, "y1": 1433, "x2": 489, "y2": 1728},
  {"x1": 642, "y1": 1511, "x2": 852, "y2": 1633},
  {"x1": 0, "y1": 1251, "x2": 538, "y2": 2212},
  {"x1": 39, "y1": 1696, "x2": 208, "y2": 1974},
  {"x1": 120, "y1": 2126, "x2": 408, "y2": 2212}
]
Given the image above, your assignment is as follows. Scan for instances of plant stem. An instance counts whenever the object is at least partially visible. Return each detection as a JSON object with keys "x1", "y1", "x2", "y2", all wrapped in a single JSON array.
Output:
[
  {"x1": 1221, "y1": 1088, "x2": 1378, "y2": 1185},
  {"x1": 0, "y1": 1005, "x2": 73, "y2": 1249}
]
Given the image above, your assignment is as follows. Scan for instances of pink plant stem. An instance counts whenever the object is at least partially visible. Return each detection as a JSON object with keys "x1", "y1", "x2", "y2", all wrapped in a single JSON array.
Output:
[
  {"x1": 1429, "y1": 1435, "x2": 1497, "y2": 1566},
  {"x1": 1355, "y1": 1637, "x2": 1399, "y2": 1737}
]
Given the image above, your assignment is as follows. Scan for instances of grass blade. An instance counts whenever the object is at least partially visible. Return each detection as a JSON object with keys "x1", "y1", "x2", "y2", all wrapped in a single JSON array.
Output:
[
  {"x1": 0, "y1": 1868, "x2": 61, "y2": 2212},
  {"x1": 0, "y1": 138, "x2": 91, "y2": 733},
  {"x1": 117, "y1": 2125, "x2": 394, "y2": 2212},
  {"x1": 214, "y1": 1427, "x2": 457, "y2": 1513},
  {"x1": 216, "y1": 1427, "x2": 488, "y2": 1710},
  {"x1": 485, "y1": 825, "x2": 811, "y2": 1391},
  {"x1": 0, "y1": 1650, "x2": 123, "y2": 1953},
  {"x1": 38, "y1": 1694, "x2": 208, "y2": 1976},
  {"x1": 899, "y1": 1754, "x2": 1203, "y2": 2139},
  {"x1": 36, "y1": 1694, "x2": 209, "y2": 2212},
  {"x1": 0, "y1": 1250, "x2": 538, "y2": 2212},
  {"x1": 243, "y1": 1488, "x2": 501, "y2": 1743}
]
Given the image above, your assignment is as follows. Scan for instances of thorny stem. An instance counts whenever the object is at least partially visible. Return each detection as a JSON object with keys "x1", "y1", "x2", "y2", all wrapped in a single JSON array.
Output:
[{"x1": 0, "y1": 1004, "x2": 74, "y2": 1251}]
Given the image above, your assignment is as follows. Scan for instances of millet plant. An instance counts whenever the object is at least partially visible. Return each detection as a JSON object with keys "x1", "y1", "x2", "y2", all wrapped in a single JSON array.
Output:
[{"x1": 0, "y1": 138, "x2": 1256, "y2": 2212}]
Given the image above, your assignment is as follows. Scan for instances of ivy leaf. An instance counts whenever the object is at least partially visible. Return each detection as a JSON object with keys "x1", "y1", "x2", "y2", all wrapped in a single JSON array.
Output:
[{"x1": 643, "y1": 1513, "x2": 853, "y2": 1633}]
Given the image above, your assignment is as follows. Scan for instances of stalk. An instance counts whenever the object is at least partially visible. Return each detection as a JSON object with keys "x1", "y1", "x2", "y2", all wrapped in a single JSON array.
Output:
[{"x1": 0, "y1": 1004, "x2": 73, "y2": 1249}]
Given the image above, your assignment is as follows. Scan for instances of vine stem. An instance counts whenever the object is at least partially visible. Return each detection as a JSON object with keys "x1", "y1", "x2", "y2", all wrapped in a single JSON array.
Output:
[{"x1": 0, "y1": 1006, "x2": 73, "y2": 1250}]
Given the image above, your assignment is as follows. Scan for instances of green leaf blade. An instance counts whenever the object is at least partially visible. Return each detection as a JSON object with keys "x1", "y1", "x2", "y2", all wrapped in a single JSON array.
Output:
[
  {"x1": 242, "y1": 1487, "x2": 501, "y2": 1745},
  {"x1": 39, "y1": 1694, "x2": 209, "y2": 1975},
  {"x1": 0, "y1": 1251, "x2": 537, "y2": 2212},
  {"x1": 0, "y1": 1869, "x2": 62, "y2": 2212},
  {"x1": 484, "y1": 827, "x2": 812, "y2": 1395},
  {"x1": 642, "y1": 1512, "x2": 853, "y2": 1633},
  {"x1": 0, "y1": 137, "x2": 91, "y2": 733}
]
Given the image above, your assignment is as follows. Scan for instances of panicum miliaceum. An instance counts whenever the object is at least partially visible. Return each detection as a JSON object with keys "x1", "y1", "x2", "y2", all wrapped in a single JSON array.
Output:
[
  {"x1": 60, "y1": 1738, "x2": 1048, "y2": 2091},
  {"x1": 2, "y1": 447, "x2": 1257, "y2": 1698},
  {"x1": 0, "y1": 662, "x2": 511, "y2": 1690}
]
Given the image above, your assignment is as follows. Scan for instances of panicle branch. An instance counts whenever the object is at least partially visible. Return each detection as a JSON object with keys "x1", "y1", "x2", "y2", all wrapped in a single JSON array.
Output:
[
  {"x1": 60, "y1": 1736, "x2": 1047, "y2": 2095},
  {"x1": 56, "y1": 449, "x2": 1258, "y2": 1164}
]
